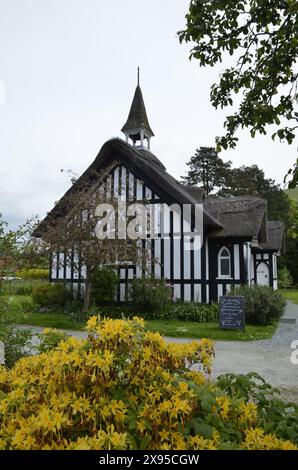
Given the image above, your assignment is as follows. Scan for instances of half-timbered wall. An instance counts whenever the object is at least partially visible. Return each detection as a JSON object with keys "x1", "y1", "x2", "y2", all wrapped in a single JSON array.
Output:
[
  {"x1": 50, "y1": 163, "x2": 208, "y2": 302},
  {"x1": 207, "y1": 238, "x2": 246, "y2": 302},
  {"x1": 50, "y1": 162, "x2": 272, "y2": 302},
  {"x1": 251, "y1": 251, "x2": 277, "y2": 289}
]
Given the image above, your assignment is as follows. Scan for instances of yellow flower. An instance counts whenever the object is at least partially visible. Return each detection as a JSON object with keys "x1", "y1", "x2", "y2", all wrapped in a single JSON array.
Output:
[
  {"x1": 189, "y1": 435, "x2": 217, "y2": 450},
  {"x1": 238, "y1": 401, "x2": 258, "y2": 425},
  {"x1": 12, "y1": 430, "x2": 27, "y2": 449},
  {"x1": 178, "y1": 381, "x2": 190, "y2": 394},
  {"x1": 142, "y1": 346, "x2": 152, "y2": 361},
  {"x1": 215, "y1": 396, "x2": 230, "y2": 420},
  {"x1": 86, "y1": 316, "x2": 98, "y2": 331},
  {"x1": 74, "y1": 437, "x2": 91, "y2": 450},
  {"x1": 71, "y1": 351, "x2": 83, "y2": 367},
  {"x1": 242, "y1": 427, "x2": 298, "y2": 450},
  {"x1": 52, "y1": 411, "x2": 68, "y2": 431},
  {"x1": 109, "y1": 432, "x2": 127, "y2": 449},
  {"x1": 109, "y1": 400, "x2": 127, "y2": 422},
  {"x1": 0, "y1": 438, "x2": 7, "y2": 450},
  {"x1": 132, "y1": 316, "x2": 145, "y2": 328},
  {"x1": 171, "y1": 432, "x2": 187, "y2": 450},
  {"x1": 184, "y1": 370, "x2": 206, "y2": 386},
  {"x1": 71, "y1": 399, "x2": 85, "y2": 415},
  {"x1": 137, "y1": 420, "x2": 147, "y2": 433},
  {"x1": 0, "y1": 316, "x2": 295, "y2": 451},
  {"x1": 22, "y1": 435, "x2": 37, "y2": 450},
  {"x1": 160, "y1": 442, "x2": 171, "y2": 450},
  {"x1": 159, "y1": 429, "x2": 169, "y2": 442},
  {"x1": 38, "y1": 408, "x2": 54, "y2": 431}
]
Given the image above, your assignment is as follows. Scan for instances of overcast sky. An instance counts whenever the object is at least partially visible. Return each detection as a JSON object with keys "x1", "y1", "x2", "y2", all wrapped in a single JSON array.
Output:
[{"x1": 0, "y1": 0, "x2": 296, "y2": 229}]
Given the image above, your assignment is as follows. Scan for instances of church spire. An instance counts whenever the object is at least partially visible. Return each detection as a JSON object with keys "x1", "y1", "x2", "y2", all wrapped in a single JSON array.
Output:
[{"x1": 121, "y1": 68, "x2": 154, "y2": 149}]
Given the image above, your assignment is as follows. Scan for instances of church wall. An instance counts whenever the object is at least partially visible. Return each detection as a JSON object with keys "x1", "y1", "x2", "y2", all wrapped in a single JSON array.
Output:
[
  {"x1": 207, "y1": 238, "x2": 246, "y2": 302},
  {"x1": 251, "y1": 250, "x2": 277, "y2": 289},
  {"x1": 50, "y1": 163, "x2": 273, "y2": 303}
]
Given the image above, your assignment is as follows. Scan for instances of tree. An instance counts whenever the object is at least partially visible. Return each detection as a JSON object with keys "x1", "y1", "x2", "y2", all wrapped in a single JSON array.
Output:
[
  {"x1": 278, "y1": 266, "x2": 293, "y2": 289},
  {"x1": 215, "y1": 163, "x2": 298, "y2": 283},
  {"x1": 217, "y1": 164, "x2": 293, "y2": 221},
  {"x1": 178, "y1": 1, "x2": 298, "y2": 187},
  {"x1": 218, "y1": 165, "x2": 274, "y2": 197},
  {"x1": 41, "y1": 170, "x2": 149, "y2": 310},
  {"x1": 0, "y1": 214, "x2": 47, "y2": 292},
  {"x1": 278, "y1": 199, "x2": 298, "y2": 284},
  {"x1": 181, "y1": 147, "x2": 232, "y2": 195},
  {"x1": 182, "y1": 152, "x2": 298, "y2": 281}
]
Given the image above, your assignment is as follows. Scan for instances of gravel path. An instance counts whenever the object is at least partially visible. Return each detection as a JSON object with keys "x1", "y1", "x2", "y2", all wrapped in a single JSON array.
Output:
[
  {"x1": 211, "y1": 301, "x2": 298, "y2": 390},
  {"x1": 17, "y1": 301, "x2": 298, "y2": 399}
]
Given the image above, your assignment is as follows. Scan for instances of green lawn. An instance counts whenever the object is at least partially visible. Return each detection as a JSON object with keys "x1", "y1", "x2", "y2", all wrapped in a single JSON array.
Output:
[
  {"x1": 19, "y1": 312, "x2": 276, "y2": 341},
  {"x1": 281, "y1": 289, "x2": 298, "y2": 304},
  {"x1": 5, "y1": 294, "x2": 277, "y2": 341},
  {"x1": 19, "y1": 312, "x2": 85, "y2": 330},
  {"x1": 145, "y1": 320, "x2": 276, "y2": 341}
]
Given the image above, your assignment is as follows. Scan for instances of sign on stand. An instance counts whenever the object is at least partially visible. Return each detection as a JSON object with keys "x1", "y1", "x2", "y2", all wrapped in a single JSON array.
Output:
[{"x1": 219, "y1": 296, "x2": 245, "y2": 331}]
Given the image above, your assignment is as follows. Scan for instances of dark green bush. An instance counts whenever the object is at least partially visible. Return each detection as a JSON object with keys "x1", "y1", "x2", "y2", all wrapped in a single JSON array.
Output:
[
  {"x1": 278, "y1": 266, "x2": 293, "y2": 289},
  {"x1": 1, "y1": 280, "x2": 31, "y2": 296},
  {"x1": 228, "y1": 285, "x2": 286, "y2": 325},
  {"x1": 0, "y1": 296, "x2": 33, "y2": 368},
  {"x1": 131, "y1": 278, "x2": 172, "y2": 314},
  {"x1": 0, "y1": 327, "x2": 33, "y2": 368},
  {"x1": 88, "y1": 304, "x2": 135, "y2": 320},
  {"x1": 16, "y1": 268, "x2": 49, "y2": 280},
  {"x1": 91, "y1": 268, "x2": 119, "y2": 305},
  {"x1": 14, "y1": 283, "x2": 33, "y2": 296},
  {"x1": 32, "y1": 283, "x2": 72, "y2": 308},
  {"x1": 15, "y1": 297, "x2": 34, "y2": 313},
  {"x1": 32, "y1": 284, "x2": 52, "y2": 307},
  {"x1": 83, "y1": 301, "x2": 218, "y2": 322},
  {"x1": 169, "y1": 302, "x2": 218, "y2": 322}
]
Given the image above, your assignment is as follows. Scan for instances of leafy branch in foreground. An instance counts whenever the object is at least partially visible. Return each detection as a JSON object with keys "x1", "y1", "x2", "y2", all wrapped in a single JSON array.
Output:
[{"x1": 178, "y1": 0, "x2": 298, "y2": 186}]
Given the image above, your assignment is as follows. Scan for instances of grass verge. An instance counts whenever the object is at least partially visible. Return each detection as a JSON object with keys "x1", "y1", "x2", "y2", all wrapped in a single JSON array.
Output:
[
  {"x1": 6, "y1": 294, "x2": 278, "y2": 341},
  {"x1": 145, "y1": 320, "x2": 277, "y2": 341},
  {"x1": 19, "y1": 312, "x2": 85, "y2": 331},
  {"x1": 281, "y1": 289, "x2": 298, "y2": 304},
  {"x1": 19, "y1": 312, "x2": 277, "y2": 341}
]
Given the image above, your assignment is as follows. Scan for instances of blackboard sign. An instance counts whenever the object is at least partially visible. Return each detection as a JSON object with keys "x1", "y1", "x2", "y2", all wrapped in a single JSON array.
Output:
[{"x1": 219, "y1": 296, "x2": 245, "y2": 331}]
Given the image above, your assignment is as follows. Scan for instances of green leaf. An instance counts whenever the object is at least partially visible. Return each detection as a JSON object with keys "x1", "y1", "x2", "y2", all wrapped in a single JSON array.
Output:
[
  {"x1": 139, "y1": 434, "x2": 151, "y2": 450},
  {"x1": 192, "y1": 420, "x2": 213, "y2": 439},
  {"x1": 201, "y1": 400, "x2": 213, "y2": 412}
]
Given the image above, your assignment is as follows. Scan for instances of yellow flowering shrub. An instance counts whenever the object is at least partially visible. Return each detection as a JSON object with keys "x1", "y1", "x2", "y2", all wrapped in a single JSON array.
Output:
[
  {"x1": 0, "y1": 316, "x2": 296, "y2": 450},
  {"x1": 243, "y1": 428, "x2": 297, "y2": 450}
]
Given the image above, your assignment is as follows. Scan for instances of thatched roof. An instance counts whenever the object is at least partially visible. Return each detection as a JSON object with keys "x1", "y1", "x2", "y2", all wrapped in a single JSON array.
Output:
[
  {"x1": 204, "y1": 196, "x2": 267, "y2": 241},
  {"x1": 181, "y1": 184, "x2": 205, "y2": 202},
  {"x1": 34, "y1": 138, "x2": 283, "y2": 252},
  {"x1": 33, "y1": 138, "x2": 221, "y2": 237},
  {"x1": 137, "y1": 148, "x2": 165, "y2": 170},
  {"x1": 258, "y1": 221, "x2": 285, "y2": 252}
]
